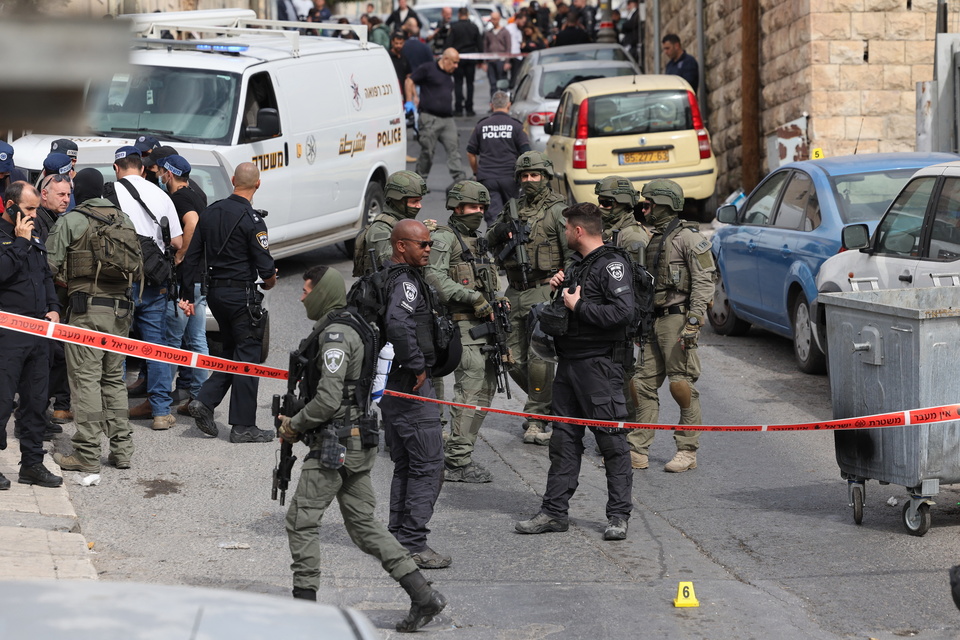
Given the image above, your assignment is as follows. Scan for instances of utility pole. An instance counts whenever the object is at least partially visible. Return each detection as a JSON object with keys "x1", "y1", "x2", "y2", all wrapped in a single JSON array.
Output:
[{"x1": 597, "y1": 0, "x2": 617, "y2": 43}]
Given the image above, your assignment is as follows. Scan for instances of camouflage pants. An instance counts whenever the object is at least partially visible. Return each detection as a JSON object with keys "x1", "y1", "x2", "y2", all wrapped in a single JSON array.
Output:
[{"x1": 505, "y1": 284, "x2": 554, "y2": 429}]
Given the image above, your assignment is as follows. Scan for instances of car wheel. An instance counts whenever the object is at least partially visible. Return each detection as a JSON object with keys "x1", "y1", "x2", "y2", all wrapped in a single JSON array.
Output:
[
  {"x1": 344, "y1": 180, "x2": 385, "y2": 255},
  {"x1": 708, "y1": 271, "x2": 750, "y2": 336},
  {"x1": 792, "y1": 293, "x2": 826, "y2": 374}
]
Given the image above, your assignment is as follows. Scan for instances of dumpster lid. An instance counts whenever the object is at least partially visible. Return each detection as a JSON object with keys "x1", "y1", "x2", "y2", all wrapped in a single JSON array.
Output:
[{"x1": 818, "y1": 286, "x2": 960, "y2": 320}]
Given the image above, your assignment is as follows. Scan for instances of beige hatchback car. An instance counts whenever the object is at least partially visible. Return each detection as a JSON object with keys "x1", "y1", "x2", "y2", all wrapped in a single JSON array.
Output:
[{"x1": 544, "y1": 74, "x2": 717, "y2": 218}]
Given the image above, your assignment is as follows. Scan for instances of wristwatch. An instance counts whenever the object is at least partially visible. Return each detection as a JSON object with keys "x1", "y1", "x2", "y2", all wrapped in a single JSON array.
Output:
[{"x1": 686, "y1": 316, "x2": 700, "y2": 326}]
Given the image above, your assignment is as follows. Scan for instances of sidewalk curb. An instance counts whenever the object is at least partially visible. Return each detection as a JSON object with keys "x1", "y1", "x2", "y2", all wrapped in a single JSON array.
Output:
[{"x1": 0, "y1": 442, "x2": 98, "y2": 581}]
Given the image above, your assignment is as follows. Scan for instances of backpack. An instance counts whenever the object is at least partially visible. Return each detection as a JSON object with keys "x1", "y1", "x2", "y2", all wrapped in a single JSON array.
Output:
[
  {"x1": 351, "y1": 213, "x2": 395, "y2": 278},
  {"x1": 346, "y1": 262, "x2": 462, "y2": 378},
  {"x1": 71, "y1": 204, "x2": 144, "y2": 292},
  {"x1": 289, "y1": 307, "x2": 382, "y2": 448},
  {"x1": 104, "y1": 180, "x2": 172, "y2": 286}
]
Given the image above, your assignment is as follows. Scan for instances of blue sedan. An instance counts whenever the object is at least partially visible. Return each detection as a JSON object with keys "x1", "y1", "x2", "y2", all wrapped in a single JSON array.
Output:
[{"x1": 708, "y1": 152, "x2": 957, "y2": 374}]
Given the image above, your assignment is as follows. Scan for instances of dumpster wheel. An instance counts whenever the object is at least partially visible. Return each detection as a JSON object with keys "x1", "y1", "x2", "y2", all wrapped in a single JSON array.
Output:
[
  {"x1": 902, "y1": 500, "x2": 932, "y2": 536},
  {"x1": 852, "y1": 485, "x2": 864, "y2": 525}
]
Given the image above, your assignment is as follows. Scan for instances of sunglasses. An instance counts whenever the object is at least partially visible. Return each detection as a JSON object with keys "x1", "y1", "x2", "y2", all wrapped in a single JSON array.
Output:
[
  {"x1": 598, "y1": 197, "x2": 615, "y2": 208},
  {"x1": 42, "y1": 174, "x2": 71, "y2": 188},
  {"x1": 401, "y1": 238, "x2": 434, "y2": 249},
  {"x1": 641, "y1": 201, "x2": 653, "y2": 210}
]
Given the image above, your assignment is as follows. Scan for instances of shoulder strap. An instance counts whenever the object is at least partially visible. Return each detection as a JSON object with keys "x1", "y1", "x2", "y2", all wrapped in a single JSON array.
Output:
[
  {"x1": 118, "y1": 179, "x2": 161, "y2": 228},
  {"x1": 652, "y1": 217, "x2": 682, "y2": 280},
  {"x1": 75, "y1": 206, "x2": 114, "y2": 226},
  {"x1": 448, "y1": 225, "x2": 475, "y2": 263}
]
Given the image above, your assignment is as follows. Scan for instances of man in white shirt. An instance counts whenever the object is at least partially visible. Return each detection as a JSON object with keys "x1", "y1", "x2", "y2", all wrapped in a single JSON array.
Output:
[{"x1": 111, "y1": 146, "x2": 184, "y2": 430}]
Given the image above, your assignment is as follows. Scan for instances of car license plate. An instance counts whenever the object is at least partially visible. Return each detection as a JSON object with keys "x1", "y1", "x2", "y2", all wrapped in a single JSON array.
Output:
[{"x1": 619, "y1": 150, "x2": 669, "y2": 165}]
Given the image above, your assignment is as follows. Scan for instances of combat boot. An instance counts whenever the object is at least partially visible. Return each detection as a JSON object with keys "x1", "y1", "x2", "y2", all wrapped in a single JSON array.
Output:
[
  {"x1": 18, "y1": 463, "x2": 63, "y2": 488},
  {"x1": 630, "y1": 451, "x2": 649, "y2": 469},
  {"x1": 52, "y1": 453, "x2": 100, "y2": 474},
  {"x1": 107, "y1": 453, "x2": 131, "y2": 469},
  {"x1": 229, "y1": 425, "x2": 274, "y2": 443},
  {"x1": 188, "y1": 400, "x2": 218, "y2": 437},
  {"x1": 522, "y1": 423, "x2": 551, "y2": 446},
  {"x1": 665, "y1": 449, "x2": 697, "y2": 473},
  {"x1": 51, "y1": 410, "x2": 73, "y2": 424},
  {"x1": 603, "y1": 517, "x2": 628, "y2": 541},
  {"x1": 411, "y1": 546, "x2": 452, "y2": 569},
  {"x1": 443, "y1": 462, "x2": 492, "y2": 483},
  {"x1": 292, "y1": 587, "x2": 316, "y2": 601},
  {"x1": 0, "y1": 472, "x2": 10, "y2": 490},
  {"x1": 515, "y1": 512, "x2": 569, "y2": 534},
  {"x1": 396, "y1": 570, "x2": 447, "y2": 633}
]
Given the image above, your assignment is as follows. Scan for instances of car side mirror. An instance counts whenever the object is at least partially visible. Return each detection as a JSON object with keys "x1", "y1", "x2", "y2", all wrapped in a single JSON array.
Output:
[
  {"x1": 841, "y1": 223, "x2": 870, "y2": 251},
  {"x1": 245, "y1": 107, "x2": 280, "y2": 140},
  {"x1": 716, "y1": 204, "x2": 738, "y2": 224},
  {"x1": 543, "y1": 121, "x2": 554, "y2": 135}
]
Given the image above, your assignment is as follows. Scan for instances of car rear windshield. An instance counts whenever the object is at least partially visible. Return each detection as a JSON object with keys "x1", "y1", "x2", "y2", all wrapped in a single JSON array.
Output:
[
  {"x1": 586, "y1": 90, "x2": 691, "y2": 137},
  {"x1": 541, "y1": 67, "x2": 635, "y2": 99},
  {"x1": 85, "y1": 67, "x2": 241, "y2": 145},
  {"x1": 828, "y1": 168, "x2": 919, "y2": 224},
  {"x1": 539, "y1": 48, "x2": 629, "y2": 64}
]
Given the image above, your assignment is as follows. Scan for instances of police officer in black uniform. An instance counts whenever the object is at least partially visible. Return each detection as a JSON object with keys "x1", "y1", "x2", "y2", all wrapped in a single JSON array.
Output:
[
  {"x1": 516, "y1": 203, "x2": 634, "y2": 541},
  {"x1": 379, "y1": 218, "x2": 451, "y2": 570},
  {"x1": 181, "y1": 162, "x2": 277, "y2": 444},
  {"x1": 0, "y1": 182, "x2": 63, "y2": 489}
]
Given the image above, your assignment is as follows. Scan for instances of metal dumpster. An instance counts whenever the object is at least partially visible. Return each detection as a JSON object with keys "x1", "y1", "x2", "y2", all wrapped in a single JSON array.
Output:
[{"x1": 820, "y1": 286, "x2": 960, "y2": 536}]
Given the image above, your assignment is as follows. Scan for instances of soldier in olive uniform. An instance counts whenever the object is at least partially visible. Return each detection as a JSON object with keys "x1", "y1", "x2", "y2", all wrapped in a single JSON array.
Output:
[
  {"x1": 486, "y1": 151, "x2": 570, "y2": 445},
  {"x1": 278, "y1": 265, "x2": 446, "y2": 633},
  {"x1": 596, "y1": 176, "x2": 651, "y2": 433},
  {"x1": 48, "y1": 168, "x2": 142, "y2": 473},
  {"x1": 630, "y1": 180, "x2": 715, "y2": 473},
  {"x1": 353, "y1": 170, "x2": 428, "y2": 277},
  {"x1": 426, "y1": 181, "x2": 502, "y2": 483}
]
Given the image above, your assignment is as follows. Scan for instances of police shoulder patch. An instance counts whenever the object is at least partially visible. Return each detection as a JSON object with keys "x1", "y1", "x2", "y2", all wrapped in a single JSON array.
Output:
[
  {"x1": 323, "y1": 348, "x2": 346, "y2": 373},
  {"x1": 403, "y1": 281, "x2": 418, "y2": 302},
  {"x1": 325, "y1": 331, "x2": 343, "y2": 343},
  {"x1": 692, "y1": 237, "x2": 712, "y2": 254},
  {"x1": 606, "y1": 261, "x2": 625, "y2": 281},
  {"x1": 256, "y1": 231, "x2": 269, "y2": 250}
]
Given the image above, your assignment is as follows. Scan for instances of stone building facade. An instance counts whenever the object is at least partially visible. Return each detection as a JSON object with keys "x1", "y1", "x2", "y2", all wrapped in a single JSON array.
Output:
[{"x1": 647, "y1": 0, "x2": 939, "y2": 197}]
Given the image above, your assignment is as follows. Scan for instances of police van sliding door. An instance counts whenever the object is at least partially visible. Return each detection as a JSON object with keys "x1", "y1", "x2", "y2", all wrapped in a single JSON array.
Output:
[
  {"x1": 235, "y1": 71, "x2": 293, "y2": 242},
  {"x1": 273, "y1": 57, "x2": 358, "y2": 236}
]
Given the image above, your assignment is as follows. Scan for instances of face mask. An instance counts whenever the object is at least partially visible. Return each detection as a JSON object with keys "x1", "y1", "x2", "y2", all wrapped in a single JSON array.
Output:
[
  {"x1": 403, "y1": 204, "x2": 421, "y2": 219},
  {"x1": 455, "y1": 212, "x2": 484, "y2": 232},
  {"x1": 522, "y1": 179, "x2": 547, "y2": 198},
  {"x1": 646, "y1": 203, "x2": 675, "y2": 231}
]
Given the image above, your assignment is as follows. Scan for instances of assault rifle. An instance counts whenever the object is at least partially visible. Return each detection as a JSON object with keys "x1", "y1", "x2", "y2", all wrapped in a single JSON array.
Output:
[
  {"x1": 468, "y1": 298, "x2": 513, "y2": 399},
  {"x1": 271, "y1": 347, "x2": 307, "y2": 505},
  {"x1": 496, "y1": 199, "x2": 532, "y2": 287}
]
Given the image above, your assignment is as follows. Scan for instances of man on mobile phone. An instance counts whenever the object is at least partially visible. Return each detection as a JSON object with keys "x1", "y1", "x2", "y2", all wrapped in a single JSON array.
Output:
[{"x1": 0, "y1": 182, "x2": 63, "y2": 490}]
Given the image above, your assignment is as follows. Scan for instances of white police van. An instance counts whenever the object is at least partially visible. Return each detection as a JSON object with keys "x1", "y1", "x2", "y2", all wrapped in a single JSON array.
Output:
[{"x1": 12, "y1": 9, "x2": 406, "y2": 258}]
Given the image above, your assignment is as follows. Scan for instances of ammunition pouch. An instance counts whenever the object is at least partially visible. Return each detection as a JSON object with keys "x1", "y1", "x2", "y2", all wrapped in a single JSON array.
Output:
[
  {"x1": 358, "y1": 414, "x2": 380, "y2": 450},
  {"x1": 538, "y1": 301, "x2": 569, "y2": 337}
]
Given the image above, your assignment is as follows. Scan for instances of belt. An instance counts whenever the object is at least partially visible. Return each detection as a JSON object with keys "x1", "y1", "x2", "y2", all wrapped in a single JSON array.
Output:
[
  {"x1": 451, "y1": 313, "x2": 476, "y2": 322},
  {"x1": 654, "y1": 304, "x2": 686, "y2": 318},
  {"x1": 209, "y1": 278, "x2": 253, "y2": 289},
  {"x1": 508, "y1": 277, "x2": 551, "y2": 292},
  {"x1": 90, "y1": 297, "x2": 133, "y2": 311}
]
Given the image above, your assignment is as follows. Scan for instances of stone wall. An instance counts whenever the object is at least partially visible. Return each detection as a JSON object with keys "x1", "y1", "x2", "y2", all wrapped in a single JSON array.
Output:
[{"x1": 644, "y1": 0, "x2": 938, "y2": 199}]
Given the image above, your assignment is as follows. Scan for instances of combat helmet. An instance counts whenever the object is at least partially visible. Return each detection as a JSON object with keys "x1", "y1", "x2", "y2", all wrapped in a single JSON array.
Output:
[
  {"x1": 384, "y1": 170, "x2": 428, "y2": 202},
  {"x1": 595, "y1": 175, "x2": 639, "y2": 207},
  {"x1": 514, "y1": 150, "x2": 555, "y2": 182},
  {"x1": 640, "y1": 179, "x2": 684, "y2": 212},
  {"x1": 446, "y1": 180, "x2": 490, "y2": 210}
]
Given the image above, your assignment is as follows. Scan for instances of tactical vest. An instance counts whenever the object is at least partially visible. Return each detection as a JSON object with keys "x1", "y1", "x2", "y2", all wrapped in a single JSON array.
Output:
[
  {"x1": 440, "y1": 225, "x2": 499, "y2": 311},
  {"x1": 498, "y1": 193, "x2": 565, "y2": 279},
  {"x1": 352, "y1": 211, "x2": 400, "y2": 277},
  {"x1": 65, "y1": 204, "x2": 142, "y2": 298},
  {"x1": 647, "y1": 219, "x2": 699, "y2": 308}
]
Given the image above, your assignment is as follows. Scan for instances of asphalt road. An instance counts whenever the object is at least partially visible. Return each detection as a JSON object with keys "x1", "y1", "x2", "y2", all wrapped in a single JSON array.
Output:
[{"x1": 56, "y1": 110, "x2": 960, "y2": 639}]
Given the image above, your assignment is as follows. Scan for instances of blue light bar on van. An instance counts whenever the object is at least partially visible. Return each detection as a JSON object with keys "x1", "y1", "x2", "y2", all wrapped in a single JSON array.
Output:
[
  {"x1": 136, "y1": 39, "x2": 249, "y2": 54},
  {"x1": 195, "y1": 43, "x2": 249, "y2": 53}
]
